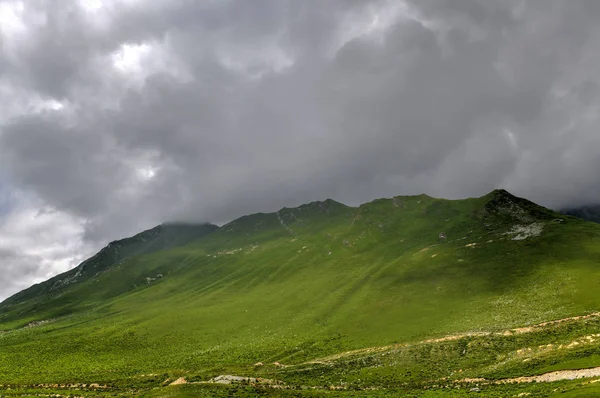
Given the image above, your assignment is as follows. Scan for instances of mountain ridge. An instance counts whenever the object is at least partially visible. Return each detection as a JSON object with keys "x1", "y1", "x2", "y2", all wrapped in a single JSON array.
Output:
[
  {"x1": 0, "y1": 188, "x2": 570, "y2": 321},
  {"x1": 0, "y1": 189, "x2": 565, "y2": 310},
  {"x1": 2, "y1": 188, "x2": 600, "y2": 396},
  {"x1": 0, "y1": 222, "x2": 218, "y2": 309}
]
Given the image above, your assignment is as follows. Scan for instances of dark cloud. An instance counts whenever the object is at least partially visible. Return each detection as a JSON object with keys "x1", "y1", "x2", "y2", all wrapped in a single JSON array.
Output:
[{"x1": 2, "y1": 0, "x2": 600, "y2": 298}]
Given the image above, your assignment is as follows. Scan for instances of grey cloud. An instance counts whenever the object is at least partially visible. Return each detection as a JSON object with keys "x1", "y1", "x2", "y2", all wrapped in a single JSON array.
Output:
[
  {"x1": 0, "y1": 248, "x2": 40, "y2": 277},
  {"x1": 0, "y1": 248, "x2": 43, "y2": 298},
  {"x1": 0, "y1": 246, "x2": 74, "y2": 299},
  {"x1": 0, "y1": 200, "x2": 89, "y2": 299},
  {"x1": 2, "y1": 0, "x2": 600, "y2": 298},
  {"x1": 1, "y1": 114, "x2": 121, "y2": 216}
]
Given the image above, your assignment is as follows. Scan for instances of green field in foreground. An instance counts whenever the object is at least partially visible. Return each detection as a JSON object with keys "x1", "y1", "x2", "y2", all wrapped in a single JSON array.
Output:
[{"x1": 1, "y1": 189, "x2": 600, "y2": 396}]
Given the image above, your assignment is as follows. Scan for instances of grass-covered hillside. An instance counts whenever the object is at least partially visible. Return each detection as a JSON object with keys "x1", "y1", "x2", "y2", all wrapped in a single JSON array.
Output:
[
  {"x1": 2, "y1": 189, "x2": 600, "y2": 397},
  {"x1": 0, "y1": 222, "x2": 218, "y2": 326}
]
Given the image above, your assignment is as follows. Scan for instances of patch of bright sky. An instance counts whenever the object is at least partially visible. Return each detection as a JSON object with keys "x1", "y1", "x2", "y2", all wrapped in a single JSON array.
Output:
[
  {"x1": 503, "y1": 128, "x2": 518, "y2": 149},
  {"x1": 0, "y1": 82, "x2": 66, "y2": 123},
  {"x1": 121, "y1": 151, "x2": 162, "y2": 187},
  {"x1": 136, "y1": 165, "x2": 158, "y2": 181},
  {"x1": 109, "y1": 39, "x2": 194, "y2": 87},
  {"x1": 331, "y1": 0, "x2": 437, "y2": 56},
  {"x1": 78, "y1": 0, "x2": 147, "y2": 13},
  {"x1": 27, "y1": 97, "x2": 65, "y2": 113},
  {"x1": 78, "y1": 0, "x2": 104, "y2": 13},
  {"x1": 112, "y1": 42, "x2": 152, "y2": 74},
  {"x1": 0, "y1": 1, "x2": 26, "y2": 37}
]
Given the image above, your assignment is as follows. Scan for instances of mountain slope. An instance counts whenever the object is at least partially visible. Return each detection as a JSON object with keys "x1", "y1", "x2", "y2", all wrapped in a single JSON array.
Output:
[
  {"x1": 0, "y1": 222, "x2": 218, "y2": 324},
  {"x1": 1, "y1": 190, "x2": 600, "y2": 396}
]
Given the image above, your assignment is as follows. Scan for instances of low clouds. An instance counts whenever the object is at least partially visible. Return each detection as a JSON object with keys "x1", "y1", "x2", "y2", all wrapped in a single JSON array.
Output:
[
  {"x1": 0, "y1": 194, "x2": 90, "y2": 297},
  {"x1": 2, "y1": 0, "x2": 600, "y2": 299}
]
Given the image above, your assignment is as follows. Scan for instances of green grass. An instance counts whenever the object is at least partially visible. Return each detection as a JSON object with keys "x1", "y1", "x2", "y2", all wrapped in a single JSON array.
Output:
[{"x1": 1, "y1": 189, "x2": 600, "y2": 396}]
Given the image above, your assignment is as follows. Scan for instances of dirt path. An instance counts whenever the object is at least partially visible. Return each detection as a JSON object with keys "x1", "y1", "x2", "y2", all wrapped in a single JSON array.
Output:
[
  {"x1": 303, "y1": 312, "x2": 600, "y2": 365},
  {"x1": 509, "y1": 312, "x2": 600, "y2": 335},
  {"x1": 501, "y1": 367, "x2": 600, "y2": 383},
  {"x1": 457, "y1": 367, "x2": 600, "y2": 385}
]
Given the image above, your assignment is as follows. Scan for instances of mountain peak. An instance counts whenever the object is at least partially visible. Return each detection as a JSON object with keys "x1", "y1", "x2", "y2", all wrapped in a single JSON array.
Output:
[
  {"x1": 490, "y1": 188, "x2": 512, "y2": 196},
  {"x1": 482, "y1": 189, "x2": 556, "y2": 223},
  {"x1": 287, "y1": 198, "x2": 349, "y2": 213}
]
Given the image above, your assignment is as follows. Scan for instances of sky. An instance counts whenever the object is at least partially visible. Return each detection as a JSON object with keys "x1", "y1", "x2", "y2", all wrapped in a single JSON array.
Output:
[{"x1": 1, "y1": 0, "x2": 600, "y2": 300}]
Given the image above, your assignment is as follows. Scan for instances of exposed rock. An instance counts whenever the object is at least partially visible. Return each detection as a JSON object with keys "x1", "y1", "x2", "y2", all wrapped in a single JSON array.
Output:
[
  {"x1": 505, "y1": 223, "x2": 544, "y2": 240},
  {"x1": 169, "y1": 377, "x2": 187, "y2": 386}
]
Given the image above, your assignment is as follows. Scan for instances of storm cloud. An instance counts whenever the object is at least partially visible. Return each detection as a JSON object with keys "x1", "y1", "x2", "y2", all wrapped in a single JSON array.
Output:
[{"x1": 2, "y1": 0, "x2": 600, "y2": 299}]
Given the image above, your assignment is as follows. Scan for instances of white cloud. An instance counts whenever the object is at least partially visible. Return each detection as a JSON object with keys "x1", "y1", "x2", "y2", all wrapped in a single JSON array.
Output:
[
  {"x1": 331, "y1": 0, "x2": 435, "y2": 54},
  {"x1": 0, "y1": 192, "x2": 91, "y2": 301},
  {"x1": 112, "y1": 42, "x2": 152, "y2": 74},
  {"x1": 0, "y1": 1, "x2": 26, "y2": 38}
]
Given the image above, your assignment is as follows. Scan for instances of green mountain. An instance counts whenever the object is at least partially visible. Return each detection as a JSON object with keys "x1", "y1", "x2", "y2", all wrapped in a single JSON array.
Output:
[
  {"x1": 0, "y1": 222, "x2": 218, "y2": 322},
  {"x1": 2, "y1": 189, "x2": 600, "y2": 397}
]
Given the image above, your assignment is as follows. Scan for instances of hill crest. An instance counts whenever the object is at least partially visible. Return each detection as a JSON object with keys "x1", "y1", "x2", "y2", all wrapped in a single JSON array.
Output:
[{"x1": 0, "y1": 222, "x2": 218, "y2": 307}]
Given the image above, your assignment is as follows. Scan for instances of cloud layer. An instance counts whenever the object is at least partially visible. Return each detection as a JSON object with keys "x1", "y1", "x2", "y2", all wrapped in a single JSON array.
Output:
[{"x1": 2, "y1": 0, "x2": 600, "y2": 299}]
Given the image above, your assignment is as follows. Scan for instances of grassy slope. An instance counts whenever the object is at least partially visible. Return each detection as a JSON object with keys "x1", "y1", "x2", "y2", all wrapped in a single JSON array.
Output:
[
  {"x1": 1, "y1": 190, "x2": 600, "y2": 396},
  {"x1": 0, "y1": 222, "x2": 218, "y2": 328}
]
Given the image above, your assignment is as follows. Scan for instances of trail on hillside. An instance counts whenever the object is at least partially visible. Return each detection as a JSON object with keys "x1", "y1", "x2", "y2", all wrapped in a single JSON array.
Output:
[
  {"x1": 504, "y1": 366, "x2": 600, "y2": 383},
  {"x1": 458, "y1": 366, "x2": 600, "y2": 384},
  {"x1": 302, "y1": 312, "x2": 600, "y2": 365}
]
